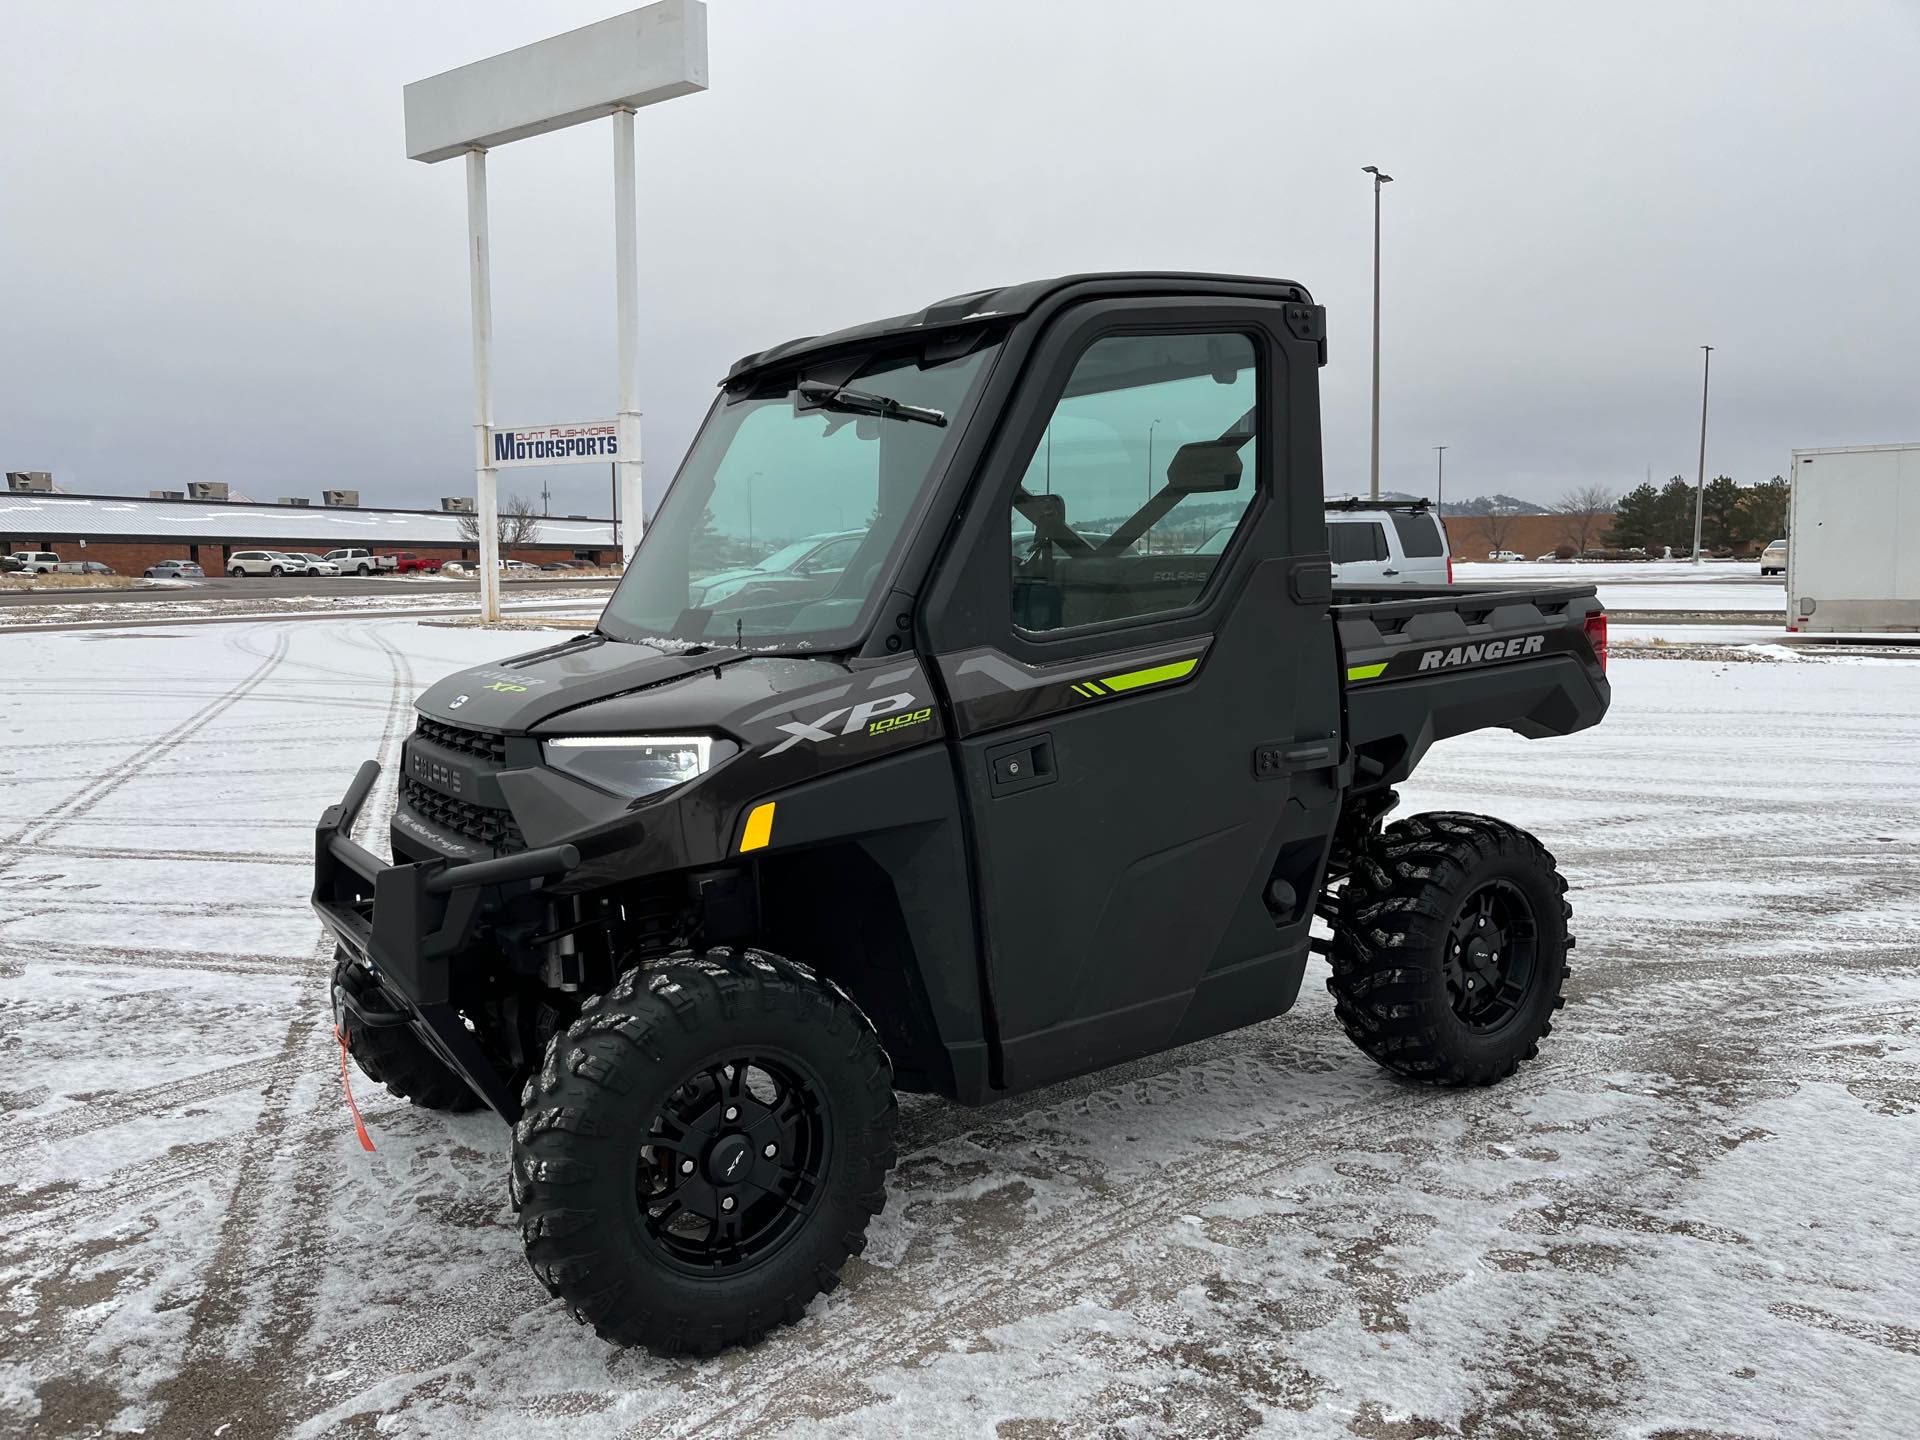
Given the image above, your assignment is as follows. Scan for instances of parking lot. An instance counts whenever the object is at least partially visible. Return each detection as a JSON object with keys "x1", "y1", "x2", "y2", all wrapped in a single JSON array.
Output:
[{"x1": 2, "y1": 614, "x2": 1915, "y2": 1438}]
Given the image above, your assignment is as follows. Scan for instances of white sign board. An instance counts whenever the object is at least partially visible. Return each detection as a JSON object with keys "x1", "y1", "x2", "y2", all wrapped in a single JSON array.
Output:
[
  {"x1": 404, "y1": 0, "x2": 708, "y2": 164},
  {"x1": 490, "y1": 420, "x2": 620, "y2": 468}
]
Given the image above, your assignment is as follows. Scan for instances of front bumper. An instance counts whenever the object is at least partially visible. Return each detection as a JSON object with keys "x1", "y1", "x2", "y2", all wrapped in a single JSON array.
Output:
[{"x1": 312, "y1": 759, "x2": 579, "y2": 1119}]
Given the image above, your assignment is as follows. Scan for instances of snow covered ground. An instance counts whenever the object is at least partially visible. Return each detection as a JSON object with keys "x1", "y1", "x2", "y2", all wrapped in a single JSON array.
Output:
[
  {"x1": 1451, "y1": 561, "x2": 1786, "y2": 617},
  {"x1": 3, "y1": 618, "x2": 1917, "y2": 1438}
]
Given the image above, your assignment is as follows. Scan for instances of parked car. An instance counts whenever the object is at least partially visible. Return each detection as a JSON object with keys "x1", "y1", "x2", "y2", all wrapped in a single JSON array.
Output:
[
  {"x1": 291, "y1": 554, "x2": 340, "y2": 577},
  {"x1": 390, "y1": 552, "x2": 443, "y2": 574},
  {"x1": 0, "y1": 556, "x2": 25, "y2": 574},
  {"x1": 322, "y1": 548, "x2": 397, "y2": 576},
  {"x1": 540, "y1": 561, "x2": 579, "y2": 571},
  {"x1": 272, "y1": 552, "x2": 312, "y2": 575},
  {"x1": 8, "y1": 551, "x2": 62, "y2": 574},
  {"x1": 1759, "y1": 538, "x2": 1787, "y2": 577},
  {"x1": 1488, "y1": 550, "x2": 1524, "y2": 562},
  {"x1": 502, "y1": 558, "x2": 535, "y2": 572},
  {"x1": 688, "y1": 529, "x2": 866, "y2": 607},
  {"x1": 54, "y1": 560, "x2": 115, "y2": 575},
  {"x1": 1319, "y1": 500, "x2": 1452, "y2": 585},
  {"x1": 144, "y1": 559, "x2": 205, "y2": 579},
  {"x1": 228, "y1": 550, "x2": 293, "y2": 577}
]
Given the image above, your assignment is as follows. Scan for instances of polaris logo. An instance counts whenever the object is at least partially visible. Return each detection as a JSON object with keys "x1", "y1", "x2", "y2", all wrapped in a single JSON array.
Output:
[{"x1": 1417, "y1": 633, "x2": 1546, "y2": 671}]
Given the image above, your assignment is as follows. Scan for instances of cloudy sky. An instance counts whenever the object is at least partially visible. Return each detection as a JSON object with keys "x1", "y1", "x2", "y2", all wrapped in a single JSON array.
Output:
[{"x1": 4, "y1": 0, "x2": 1916, "y2": 516}]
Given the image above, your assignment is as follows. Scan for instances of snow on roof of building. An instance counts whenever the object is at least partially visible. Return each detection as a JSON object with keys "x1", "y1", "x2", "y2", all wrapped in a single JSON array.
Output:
[{"x1": 0, "y1": 493, "x2": 617, "y2": 547}]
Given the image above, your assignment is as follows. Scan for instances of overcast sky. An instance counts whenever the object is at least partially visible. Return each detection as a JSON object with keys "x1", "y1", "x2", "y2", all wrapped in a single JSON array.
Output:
[{"x1": 4, "y1": 0, "x2": 1917, "y2": 516}]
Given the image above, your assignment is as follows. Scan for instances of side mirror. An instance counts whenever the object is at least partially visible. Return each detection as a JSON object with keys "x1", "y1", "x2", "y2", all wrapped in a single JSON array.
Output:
[{"x1": 1165, "y1": 440, "x2": 1244, "y2": 493}]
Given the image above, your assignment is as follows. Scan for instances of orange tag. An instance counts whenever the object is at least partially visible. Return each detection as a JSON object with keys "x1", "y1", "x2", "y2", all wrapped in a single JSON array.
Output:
[{"x1": 334, "y1": 1025, "x2": 377, "y2": 1153}]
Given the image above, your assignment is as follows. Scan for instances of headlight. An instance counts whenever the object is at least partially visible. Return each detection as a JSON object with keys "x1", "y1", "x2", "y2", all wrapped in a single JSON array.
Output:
[{"x1": 541, "y1": 734, "x2": 737, "y2": 799}]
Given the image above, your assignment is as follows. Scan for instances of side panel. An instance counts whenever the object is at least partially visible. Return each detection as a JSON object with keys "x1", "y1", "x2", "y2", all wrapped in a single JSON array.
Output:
[{"x1": 1790, "y1": 446, "x2": 1920, "y2": 632}]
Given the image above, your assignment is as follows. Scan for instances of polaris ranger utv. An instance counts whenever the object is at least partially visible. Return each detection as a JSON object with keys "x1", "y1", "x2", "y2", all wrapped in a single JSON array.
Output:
[{"x1": 314, "y1": 272, "x2": 1610, "y2": 1355}]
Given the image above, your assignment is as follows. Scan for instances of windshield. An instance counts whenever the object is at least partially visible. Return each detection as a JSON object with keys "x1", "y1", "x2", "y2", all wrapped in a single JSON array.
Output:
[{"x1": 600, "y1": 341, "x2": 995, "y2": 650}]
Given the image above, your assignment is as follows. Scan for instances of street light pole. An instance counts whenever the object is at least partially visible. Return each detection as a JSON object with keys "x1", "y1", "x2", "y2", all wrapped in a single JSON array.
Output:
[
  {"x1": 1363, "y1": 165, "x2": 1393, "y2": 501},
  {"x1": 1691, "y1": 345, "x2": 1714, "y2": 565},
  {"x1": 1434, "y1": 445, "x2": 1448, "y2": 513}
]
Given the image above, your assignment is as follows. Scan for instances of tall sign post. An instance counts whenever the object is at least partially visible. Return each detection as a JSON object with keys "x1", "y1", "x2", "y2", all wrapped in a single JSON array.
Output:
[{"x1": 404, "y1": 1, "x2": 709, "y2": 620}]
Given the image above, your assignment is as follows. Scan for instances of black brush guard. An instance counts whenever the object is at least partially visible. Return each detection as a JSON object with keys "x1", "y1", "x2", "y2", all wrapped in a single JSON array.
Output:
[{"x1": 312, "y1": 759, "x2": 578, "y2": 1118}]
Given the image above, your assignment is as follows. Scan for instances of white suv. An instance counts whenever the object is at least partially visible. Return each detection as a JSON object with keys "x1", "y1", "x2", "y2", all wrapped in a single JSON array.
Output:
[
  {"x1": 228, "y1": 550, "x2": 292, "y2": 577},
  {"x1": 1322, "y1": 500, "x2": 1453, "y2": 585}
]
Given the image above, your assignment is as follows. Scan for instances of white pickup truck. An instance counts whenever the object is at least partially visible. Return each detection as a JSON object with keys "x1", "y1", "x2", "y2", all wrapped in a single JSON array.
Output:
[
  {"x1": 8, "y1": 551, "x2": 62, "y2": 574},
  {"x1": 321, "y1": 548, "x2": 397, "y2": 576}
]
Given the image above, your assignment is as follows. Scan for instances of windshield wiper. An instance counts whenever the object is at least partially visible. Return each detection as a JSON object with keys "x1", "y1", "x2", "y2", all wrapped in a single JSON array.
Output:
[{"x1": 797, "y1": 380, "x2": 947, "y2": 428}]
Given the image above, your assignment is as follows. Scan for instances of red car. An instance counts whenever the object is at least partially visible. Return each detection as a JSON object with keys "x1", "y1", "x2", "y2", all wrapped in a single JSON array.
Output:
[{"x1": 388, "y1": 553, "x2": 443, "y2": 574}]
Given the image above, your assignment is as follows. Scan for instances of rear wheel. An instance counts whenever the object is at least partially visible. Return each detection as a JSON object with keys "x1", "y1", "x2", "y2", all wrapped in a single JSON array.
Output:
[
  {"x1": 332, "y1": 955, "x2": 481, "y2": 1112},
  {"x1": 1327, "y1": 812, "x2": 1570, "y2": 1086},
  {"x1": 512, "y1": 948, "x2": 897, "y2": 1355}
]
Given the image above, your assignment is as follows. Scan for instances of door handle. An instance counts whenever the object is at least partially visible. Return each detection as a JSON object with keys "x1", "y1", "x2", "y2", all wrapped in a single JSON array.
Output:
[
  {"x1": 986, "y1": 733, "x2": 1056, "y2": 795},
  {"x1": 1382, "y1": 568, "x2": 1399, "y2": 576}
]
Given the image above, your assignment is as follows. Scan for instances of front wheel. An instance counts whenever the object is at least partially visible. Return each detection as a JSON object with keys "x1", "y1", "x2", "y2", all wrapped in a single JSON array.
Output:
[
  {"x1": 512, "y1": 949, "x2": 897, "y2": 1355},
  {"x1": 1327, "y1": 812, "x2": 1571, "y2": 1086}
]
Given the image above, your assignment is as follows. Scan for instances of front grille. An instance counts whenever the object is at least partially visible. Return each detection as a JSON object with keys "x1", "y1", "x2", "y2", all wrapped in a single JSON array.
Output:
[
  {"x1": 401, "y1": 776, "x2": 526, "y2": 853},
  {"x1": 415, "y1": 716, "x2": 508, "y2": 764}
]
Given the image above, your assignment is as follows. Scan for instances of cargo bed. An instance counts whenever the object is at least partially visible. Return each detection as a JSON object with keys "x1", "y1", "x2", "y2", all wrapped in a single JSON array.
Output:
[{"x1": 1332, "y1": 582, "x2": 1610, "y2": 793}]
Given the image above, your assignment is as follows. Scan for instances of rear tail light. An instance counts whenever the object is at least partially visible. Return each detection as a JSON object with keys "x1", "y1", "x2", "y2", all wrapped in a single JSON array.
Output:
[
  {"x1": 1583, "y1": 612, "x2": 1608, "y2": 672},
  {"x1": 1447, "y1": 553, "x2": 1454, "y2": 585}
]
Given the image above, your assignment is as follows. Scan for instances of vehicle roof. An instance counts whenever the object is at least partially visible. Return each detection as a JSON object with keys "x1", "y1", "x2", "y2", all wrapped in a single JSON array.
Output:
[{"x1": 727, "y1": 272, "x2": 1313, "y2": 384}]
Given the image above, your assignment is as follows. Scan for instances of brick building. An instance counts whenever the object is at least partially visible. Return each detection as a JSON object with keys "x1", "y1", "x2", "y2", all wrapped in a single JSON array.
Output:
[
  {"x1": 0, "y1": 492, "x2": 618, "y2": 574},
  {"x1": 1441, "y1": 511, "x2": 1618, "y2": 559}
]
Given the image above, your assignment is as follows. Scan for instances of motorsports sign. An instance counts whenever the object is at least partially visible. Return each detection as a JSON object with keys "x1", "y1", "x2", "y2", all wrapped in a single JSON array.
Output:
[{"x1": 490, "y1": 420, "x2": 619, "y2": 467}]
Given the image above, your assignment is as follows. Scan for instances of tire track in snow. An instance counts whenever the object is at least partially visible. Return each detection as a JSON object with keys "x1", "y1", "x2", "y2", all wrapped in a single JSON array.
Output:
[
  {"x1": 149, "y1": 620, "x2": 418, "y2": 1438},
  {"x1": 5, "y1": 628, "x2": 291, "y2": 850}
]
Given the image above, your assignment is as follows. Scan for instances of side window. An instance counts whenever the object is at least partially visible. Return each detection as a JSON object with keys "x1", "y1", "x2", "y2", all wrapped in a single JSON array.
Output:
[
  {"x1": 1389, "y1": 511, "x2": 1445, "y2": 557},
  {"x1": 1011, "y1": 332, "x2": 1258, "y2": 633},
  {"x1": 802, "y1": 536, "x2": 861, "y2": 573},
  {"x1": 1328, "y1": 522, "x2": 1388, "y2": 564}
]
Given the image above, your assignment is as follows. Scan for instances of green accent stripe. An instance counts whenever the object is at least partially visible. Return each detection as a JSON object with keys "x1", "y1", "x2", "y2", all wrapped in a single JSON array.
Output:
[
  {"x1": 1100, "y1": 657, "x2": 1199, "y2": 692},
  {"x1": 1346, "y1": 662, "x2": 1388, "y2": 682}
]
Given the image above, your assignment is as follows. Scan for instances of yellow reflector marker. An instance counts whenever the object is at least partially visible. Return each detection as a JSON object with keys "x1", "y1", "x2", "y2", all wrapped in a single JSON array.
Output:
[
  {"x1": 1099, "y1": 657, "x2": 1198, "y2": 693},
  {"x1": 1346, "y1": 662, "x2": 1388, "y2": 682},
  {"x1": 740, "y1": 802, "x2": 776, "y2": 853}
]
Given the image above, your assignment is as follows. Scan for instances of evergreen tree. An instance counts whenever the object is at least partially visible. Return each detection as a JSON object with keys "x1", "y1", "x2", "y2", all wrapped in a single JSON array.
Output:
[
  {"x1": 1700, "y1": 475, "x2": 1743, "y2": 552},
  {"x1": 1738, "y1": 476, "x2": 1790, "y2": 544},
  {"x1": 1656, "y1": 477, "x2": 1697, "y2": 553},
  {"x1": 1608, "y1": 481, "x2": 1662, "y2": 549}
]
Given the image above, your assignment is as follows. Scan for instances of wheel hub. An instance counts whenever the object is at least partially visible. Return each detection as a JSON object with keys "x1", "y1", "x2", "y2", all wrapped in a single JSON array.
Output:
[
  {"x1": 636, "y1": 1055, "x2": 829, "y2": 1274},
  {"x1": 704, "y1": 1132, "x2": 753, "y2": 1185},
  {"x1": 1443, "y1": 880, "x2": 1540, "y2": 1031}
]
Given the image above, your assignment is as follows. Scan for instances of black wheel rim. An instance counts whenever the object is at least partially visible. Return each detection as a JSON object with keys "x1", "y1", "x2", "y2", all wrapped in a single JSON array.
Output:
[
  {"x1": 635, "y1": 1052, "x2": 831, "y2": 1275},
  {"x1": 1443, "y1": 879, "x2": 1539, "y2": 1032}
]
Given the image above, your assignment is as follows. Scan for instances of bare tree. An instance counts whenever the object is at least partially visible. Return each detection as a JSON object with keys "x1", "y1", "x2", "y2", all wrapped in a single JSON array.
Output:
[
  {"x1": 1555, "y1": 484, "x2": 1617, "y2": 557},
  {"x1": 1474, "y1": 510, "x2": 1519, "y2": 557},
  {"x1": 457, "y1": 493, "x2": 544, "y2": 554}
]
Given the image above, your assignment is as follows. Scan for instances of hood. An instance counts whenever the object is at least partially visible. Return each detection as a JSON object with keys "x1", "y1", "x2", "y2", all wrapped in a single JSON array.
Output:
[{"x1": 414, "y1": 634, "x2": 853, "y2": 737}]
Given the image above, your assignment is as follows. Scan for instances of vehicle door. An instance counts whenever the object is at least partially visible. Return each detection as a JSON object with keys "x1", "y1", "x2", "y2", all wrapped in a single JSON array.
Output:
[
  {"x1": 1328, "y1": 519, "x2": 1393, "y2": 583},
  {"x1": 921, "y1": 300, "x2": 1343, "y2": 1092}
]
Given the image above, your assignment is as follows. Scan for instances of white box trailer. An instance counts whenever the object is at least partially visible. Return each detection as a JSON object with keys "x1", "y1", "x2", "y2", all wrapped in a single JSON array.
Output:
[{"x1": 1787, "y1": 443, "x2": 1920, "y2": 633}]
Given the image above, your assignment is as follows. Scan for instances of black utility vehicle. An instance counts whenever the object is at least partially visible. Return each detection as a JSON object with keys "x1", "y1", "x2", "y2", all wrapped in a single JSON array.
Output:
[{"x1": 315, "y1": 273, "x2": 1610, "y2": 1355}]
